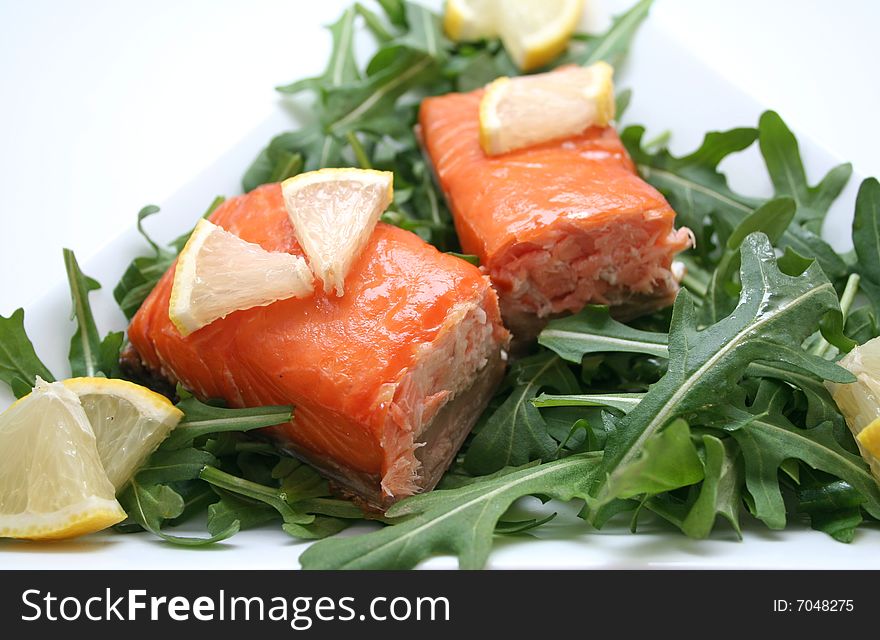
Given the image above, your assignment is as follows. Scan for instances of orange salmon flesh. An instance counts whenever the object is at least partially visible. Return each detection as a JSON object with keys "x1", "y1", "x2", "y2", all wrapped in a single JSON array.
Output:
[
  {"x1": 419, "y1": 89, "x2": 693, "y2": 337},
  {"x1": 125, "y1": 183, "x2": 509, "y2": 509}
]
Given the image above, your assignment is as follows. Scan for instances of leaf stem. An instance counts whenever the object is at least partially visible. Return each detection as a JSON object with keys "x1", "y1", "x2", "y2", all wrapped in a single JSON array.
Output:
[
  {"x1": 839, "y1": 273, "x2": 861, "y2": 319},
  {"x1": 811, "y1": 273, "x2": 860, "y2": 358},
  {"x1": 345, "y1": 131, "x2": 373, "y2": 169}
]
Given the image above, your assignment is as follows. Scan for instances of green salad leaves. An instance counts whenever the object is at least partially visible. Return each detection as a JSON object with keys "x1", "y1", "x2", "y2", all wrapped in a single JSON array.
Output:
[{"x1": 1, "y1": 0, "x2": 879, "y2": 569}]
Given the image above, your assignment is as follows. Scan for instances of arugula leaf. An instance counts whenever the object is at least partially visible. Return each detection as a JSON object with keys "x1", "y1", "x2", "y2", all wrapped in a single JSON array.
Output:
[
  {"x1": 323, "y1": 51, "x2": 438, "y2": 135},
  {"x1": 114, "y1": 199, "x2": 224, "y2": 318},
  {"x1": 355, "y1": 2, "x2": 396, "y2": 42},
  {"x1": 646, "y1": 434, "x2": 743, "y2": 539},
  {"x1": 207, "y1": 491, "x2": 278, "y2": 535},
  {"x1": 377, "y1": 0, "x2": 406, "y2": 27},
  {"x1": 701, "y1": 198, "x2": 796, "y2": 324},
  {"x1": 564, "y1": 0, "x2": 653, "y2": 67},
  {"x1": 62, "y1": 249, "x2": 103, "y2": 377},
  {"x1": 615, "y1": 88, "x2": 633, "y2": 120},
  {"x1": 446, "y1": 251, "x2": 479, "y2": 265},
  {"x1": 758, "y1": 111, "x2": 852, "y2": 233},
  {"x1": 796, "y1": 468, "x2": 865, "y2": 543},
  {"x1": 539, "y1": 305, "x2": 669, "y2": 362},
  {"x1": 746, "y1": 360, "x2": 844, "y2": 430},
  {"x1": 276, "y1": 6, "x2": 360, "y2": 95},
  {"x1": 845, "y1": 305, "x2": 878, "y2": 345},
  {"x1": 119, "y1": 478, "x2": 239, "y2": 546},
  {"x1": 299, "y1": 453, "x2": 602, "y2": 569},
  {"x1": 243, "y1": 126, "x2": 340, "y2": 190},
  {"x1": 532, "y1": 392, "x2": 643, "y2": 414},
  {"x1": 852, "y1": 178, "x2": 880, "y2": 316},
  {"x1": 622, "y1": 124, "x2": 760, "y2": 259},
  {"x1": 463, "y1": 354, "x2": 579, "y2": 474},
  {"x1": 161, "y1": 398, "x2": 293, "y2": 450},
  {"x1": 680, "y1": 435, "x2": 743, "y2": 538},
  {"x1": 199, "y1": 465, "x2": 348, "y2": 539},
  {"x1": 600, "y1": 419, "x2": 704, "y2": 501},
  {"x1": 778, "y1": 224, "x2": 849, "y2": 285},
  {"x1": 0, "y1": 308, "x2": 55, "y2": 397},
  {"x1": 113, "y1": 206, "x2": 178, "y2": 319},
  {"x1": 592, "y1": 234, "x2": 853, "y2": 512},
  {"x1": 98, "y1": 331, "x2": 124, "y2": 379},
  {"x1": 718, "y1": 380, "x2": 880, "y2": 529},
  {"x1": 395, "y1": 1, "x2": 449, "y2": 63}
]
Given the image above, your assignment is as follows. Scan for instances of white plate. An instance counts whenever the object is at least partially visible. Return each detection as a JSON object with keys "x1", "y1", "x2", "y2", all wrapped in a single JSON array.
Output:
[{"x1": 1, "y1": 2, "x2": 879, "y2": 569}]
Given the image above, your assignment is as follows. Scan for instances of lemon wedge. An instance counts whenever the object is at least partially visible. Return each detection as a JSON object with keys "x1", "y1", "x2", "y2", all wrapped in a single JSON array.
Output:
[
  {"x1": 0, "y1": 378, "x2": 126, "y2": 540},
  {"x1": 281, "y1": 168, "x2": 393, "y2": 297},
  {"x1": 63, "y1": 377, "x2": 183, "y2": 491},
  {"x1": 827, "y1": 336, "x2": 880, "y2": 481},
  {"x1": 444, "y1": 0, "x2": 584, "y2": 71},
  {"x1": 479, "y1": 62, "x2": 615, "y2": 156},
  {"x1": 169, "y1": 218, "x2": 314, "y2": 336},
  {"x1": 444, "y1": 0, "x2": 498, "y2": 41}
]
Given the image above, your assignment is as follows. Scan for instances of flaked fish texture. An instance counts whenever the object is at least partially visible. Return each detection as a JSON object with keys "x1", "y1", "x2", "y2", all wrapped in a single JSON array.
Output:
[{"x1": 419, "y1": 88, "x2": 693, "y2": 340}]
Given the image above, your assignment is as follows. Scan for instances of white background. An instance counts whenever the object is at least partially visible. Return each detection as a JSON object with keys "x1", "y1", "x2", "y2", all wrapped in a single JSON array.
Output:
[{"x1": 0, "y1": 0, "x2": 878, "y2": 313}]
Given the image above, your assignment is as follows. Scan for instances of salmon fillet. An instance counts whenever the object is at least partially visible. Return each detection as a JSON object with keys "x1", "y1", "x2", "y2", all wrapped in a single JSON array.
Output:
[
  {"x1": 419, "y1": 89, "x2": 693, "y2": 339},
  {"x1": 125, "y1": 183, "x2": 509, "y2": 510}
]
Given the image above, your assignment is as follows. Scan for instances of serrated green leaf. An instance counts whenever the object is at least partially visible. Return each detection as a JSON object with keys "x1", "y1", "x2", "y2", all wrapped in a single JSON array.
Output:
[
  {"x1": 539, "y1": 305, "x2": 669, "y2": 362},
  {"x1": 758, "y1": 110, "x2": 852, "y2": 233},
  {"x1": 113, "y1": 200, "x2": 225, "y2": 320},
  {"x1": 601, "y1": 419, "x2": 704, "y2": 501},
  {"x1": 746, "y1": 360, "x2": 844, "y2": 429},
  {"x1": 276, "y1": 7, "x2": 360, "y2": 94},
  {"x1": 622, "y1": 124, "x2": 760, "y2": 259},
  {"x1": 593, "y1": 234, "x2": 852, "y2": 512},
  {"x1": 119, "y1": 479, "x2": 239, "y2": 546},
  {"x1": 852, "y1": 178, "x2": 880, "y2": 316},
  {"x1": 681, "y1": 435, "x2": 742, "y2": 538},
  {"x1": 132, "y1": 447, "x2": 215, "y2": 485},
  {"x1": 323, "y1": 50, "x2": 437, "y2": 135},
  {"x1": 299, "y1": 453, "x2": 602, "y2": 570},
  {"x1": 63, "y1": 249, "x2": 103, "y2": 377},
  {"x1": 778, "y1": 223, "x2": 849, "y2": 284},
  {"x1": 564, "y1": 0, "x2": 653, "y2": 67},
  {"x1": 796, "y1": 468, "x2": 864, "y2": 543},
  {"x1": 464, "y1": 354, "x2": 579, "y2": 474},
  {"x1": 396, "y1": 2, "x2": 449, "y2": 63},
  {"x1": 0, "y1": 308, "x2": 55, "y2": 397},
  {"x1": 200, "y1": 465, "x2": 314, "y2": 527},
  {"x1": 98, "y1": 331, "x2": 124, "y2": 379},
  {"x1": 702, "y1": 198, "x2": 797, "y2": 324},
  {"x1": 355, "y1": 2, "x2": 395, "y2": 42},
  {"x1": 207, "y1": 491, "x2": 278, "y2": 536},
  {"x1": 717, "y1": 381, "x2": 880, "y2": 529},
  {"x1": 845, "y1": 306, "x2": 878, "y2": 344}
]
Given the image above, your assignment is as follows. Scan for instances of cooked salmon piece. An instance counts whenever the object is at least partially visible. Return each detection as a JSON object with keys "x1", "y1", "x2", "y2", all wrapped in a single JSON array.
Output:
[
  {"x1": 124, "y1": 183, "x2": 509, "y2": 510},
  {"x1": 419, "y1": 89, "x2": 693, "y2": 339}
]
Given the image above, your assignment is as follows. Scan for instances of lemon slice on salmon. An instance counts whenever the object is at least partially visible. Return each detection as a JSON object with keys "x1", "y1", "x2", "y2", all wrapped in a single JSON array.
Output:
[
  {"x1": 479, "y1": 62, "x2": 615, "y2": 156},
  {"x1": 0, "y1": 378, "x2": 126, "y2": 540},
  {"x1": 63, "y1": 377, "x2": 183, "y2": 491},
  {"x1": 827, "y1": 336, "x2": 880, "y2": 481},
  {"x1": 281, "y1": 168, "x2": 393, "y2": 297},
  {"x1": 444, "y1": 0, "x2": 498, "y2": 41},
  {"x1": 169, "y1": 218, "x2": 314, "y2": 336}
]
